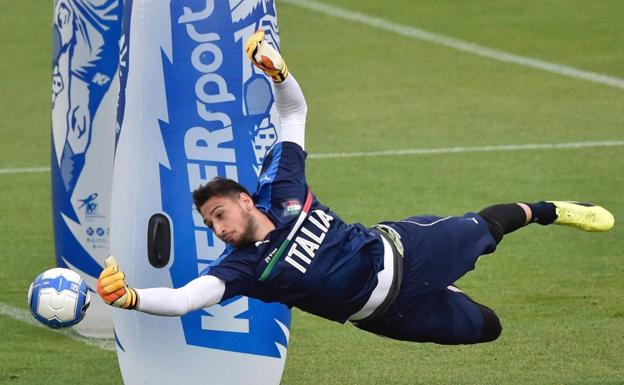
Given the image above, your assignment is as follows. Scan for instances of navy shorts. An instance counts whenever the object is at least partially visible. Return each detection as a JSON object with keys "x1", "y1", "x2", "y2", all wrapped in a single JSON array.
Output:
[{"x1": 356, "y1": 213, "x2": 500, "y2": 344}]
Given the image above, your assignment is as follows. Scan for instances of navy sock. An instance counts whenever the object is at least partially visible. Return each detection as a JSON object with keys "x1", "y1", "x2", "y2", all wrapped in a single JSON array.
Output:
[{"x1": 526, "y1": 201, "x2": 557, "y2": 225}]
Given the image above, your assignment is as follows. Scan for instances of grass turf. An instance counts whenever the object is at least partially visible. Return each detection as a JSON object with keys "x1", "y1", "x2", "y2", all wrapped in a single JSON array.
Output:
[{"x1": 1, "y1": 0, "x2": 623, "y2": 384}]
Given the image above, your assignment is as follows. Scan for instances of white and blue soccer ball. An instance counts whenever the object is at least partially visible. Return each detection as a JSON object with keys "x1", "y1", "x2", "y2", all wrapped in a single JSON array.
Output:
[{"x1": 27, "y1": 268, "x2": 90, "y2": 329}]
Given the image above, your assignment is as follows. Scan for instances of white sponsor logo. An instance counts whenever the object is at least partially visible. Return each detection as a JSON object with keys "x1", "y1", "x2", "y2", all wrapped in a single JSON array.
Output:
[{"x1": 178, "y1": 1, "x2": 246, "y2": 333}]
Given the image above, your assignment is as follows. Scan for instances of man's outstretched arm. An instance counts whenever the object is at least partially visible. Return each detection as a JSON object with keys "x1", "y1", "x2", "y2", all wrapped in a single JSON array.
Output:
[
  {"x1": 97, "y1": 256, "x2": 225, "y2": 316},
  {"x1": 246, "y1": 30, "x2": 307, "y2": 150}
]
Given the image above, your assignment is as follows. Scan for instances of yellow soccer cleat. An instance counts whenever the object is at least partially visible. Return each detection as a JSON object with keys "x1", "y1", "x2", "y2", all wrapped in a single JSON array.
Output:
[
  {"x1": 245, "y1": 30, "x2": 288, "y2": 83},
  {"x1": 549, "y1": 201, "x2": 615, "y2": 232}
]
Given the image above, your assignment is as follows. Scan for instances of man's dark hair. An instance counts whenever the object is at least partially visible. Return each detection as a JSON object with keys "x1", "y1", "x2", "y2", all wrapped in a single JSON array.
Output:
[{"x1": 192, "y1": 177, "x2": 251, "y2": 211}]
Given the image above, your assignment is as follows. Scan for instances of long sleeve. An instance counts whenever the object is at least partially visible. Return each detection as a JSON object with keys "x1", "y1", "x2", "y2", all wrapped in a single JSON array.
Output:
[
  {"x1": 135, "y1": 275, "x2": 226, "y2": 316},
  {"x1": 275, "y1": 74, "x2": 308, "y2": 150}
]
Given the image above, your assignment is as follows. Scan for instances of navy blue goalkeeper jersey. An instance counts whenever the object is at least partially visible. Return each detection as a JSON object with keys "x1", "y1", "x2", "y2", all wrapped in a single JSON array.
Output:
[{"x1": 206, "y1": 141, "x2": 385, "y2": 323}]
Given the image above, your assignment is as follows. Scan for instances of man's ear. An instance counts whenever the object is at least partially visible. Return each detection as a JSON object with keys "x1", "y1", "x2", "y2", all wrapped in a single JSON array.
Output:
[{"x1": 239, "y1": 192, "x2": 254, "y2": 211}]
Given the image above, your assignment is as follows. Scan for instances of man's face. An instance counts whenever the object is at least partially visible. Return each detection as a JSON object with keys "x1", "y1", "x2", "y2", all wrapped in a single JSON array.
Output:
[{"x1": 199, "y1": 194, "x2": 258, "y2": 248}]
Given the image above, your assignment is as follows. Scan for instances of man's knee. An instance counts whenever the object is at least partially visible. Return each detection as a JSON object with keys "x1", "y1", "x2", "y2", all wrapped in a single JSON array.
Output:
[{"x1": 476, "y1": 303, "x2": 502, "y2": 342}]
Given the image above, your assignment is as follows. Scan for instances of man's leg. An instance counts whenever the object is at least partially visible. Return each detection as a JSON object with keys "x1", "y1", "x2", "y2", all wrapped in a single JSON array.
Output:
[
  {"x1": 358, "y1": 201, "x2": 614, "y2": 344},
  {"x1": 479, "y1": 201, "x2": 614, "y2": 244},
  {"x1": 356, "y1": 286, "x2": 502, "y2": 345}
]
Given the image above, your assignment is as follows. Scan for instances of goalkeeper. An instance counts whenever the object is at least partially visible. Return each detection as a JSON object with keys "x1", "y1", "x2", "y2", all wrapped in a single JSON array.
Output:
[{"x1": 98, "y1": 31, "x2": 615, "y2": 345}]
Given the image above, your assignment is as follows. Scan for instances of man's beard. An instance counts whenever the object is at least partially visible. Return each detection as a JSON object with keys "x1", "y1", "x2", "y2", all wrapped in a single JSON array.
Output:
[{"x1": 231, "y1": 211, "x2": 258, "y2": 248}]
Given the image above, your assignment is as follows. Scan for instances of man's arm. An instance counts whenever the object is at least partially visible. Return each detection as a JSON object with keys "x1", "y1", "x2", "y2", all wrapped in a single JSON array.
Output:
[
  {"x1": 136, "y1": 275, "x2": 225, "y2": 316},
  {"x1": 275, "y1": 76, "x2": 307, "y2": 150},
  {"x1": 97, "y1": 256, "x2": 225, "y2": 316},
  {"x1": 246, "y1": 30, "x2": 307, "y2": 150}
]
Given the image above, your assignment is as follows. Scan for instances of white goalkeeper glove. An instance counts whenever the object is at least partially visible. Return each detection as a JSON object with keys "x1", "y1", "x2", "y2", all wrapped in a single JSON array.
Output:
[{"x1": 245, "y1": 30, "x2": 288, "y2": 83}]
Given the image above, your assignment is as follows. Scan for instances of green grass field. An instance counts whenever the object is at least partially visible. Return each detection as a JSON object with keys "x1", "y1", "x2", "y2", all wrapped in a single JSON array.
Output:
[{"x1": 1, "y1": 1, "x2": 623, "y2": 384}]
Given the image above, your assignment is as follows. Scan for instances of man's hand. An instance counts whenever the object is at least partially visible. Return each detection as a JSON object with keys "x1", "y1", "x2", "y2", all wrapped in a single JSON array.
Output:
[
  {"x1": 97, "y1": 256, "x2": 138, "y2": 309},
  {"x1": 245, "y1": 30, "x2": 288, "y2": 83}
]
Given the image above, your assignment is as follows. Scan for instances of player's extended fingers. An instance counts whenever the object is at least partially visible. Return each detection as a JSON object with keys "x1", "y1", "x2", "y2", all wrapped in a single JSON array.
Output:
[
  {"x1": 101, "y1": 278, "x2": 126, "y2": 294},
  {"x1": 99, "y1": 265, "x2": 119, "y2": 279},
  {"x1": 245, "y1": 30, "x2": 263, "y2": 59},
  {"x1": 260, "y1": 56, "x2": 276, "y2": 71},
  {"x1": 245, "y1": 43, "x2": 256, "y2": 59},
  {"x1": 105, "y1": 255, "x2": 119, "y2": 268},
  {"x1": 97, "y1": 280, "x2": 124, "y2": 303},
  {"x1": 99, "y1": 271, "x2": 125, "y2": 289},
  {"x1": 96, "y1": 280, "x2": 107, "y2": 299}
]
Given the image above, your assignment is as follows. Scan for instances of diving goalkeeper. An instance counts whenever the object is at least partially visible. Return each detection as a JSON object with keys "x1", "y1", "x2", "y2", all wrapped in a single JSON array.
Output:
[{"x1": 97, "y1": 31, "x2": 615, "y2": 345}]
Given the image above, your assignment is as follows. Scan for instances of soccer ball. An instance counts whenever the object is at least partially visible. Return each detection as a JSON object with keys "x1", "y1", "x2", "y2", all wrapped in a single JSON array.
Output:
[{"x1": 27, "y1": 268, "x2": 91, "y2": 329}]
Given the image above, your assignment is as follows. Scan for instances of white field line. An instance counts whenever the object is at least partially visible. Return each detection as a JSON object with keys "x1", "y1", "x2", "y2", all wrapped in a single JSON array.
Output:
[
  {"x1": 1, "y1": 141, "x2": 624, "y2": 174},
  {"x1": 0, "y1": 166, "x2": 50, "y2": 174},
  {"x1": 0, "y1": 302, "x2": 115, "y2": 351},
  {"x1": 281, "y1": 0, "x2": 624, "y2": 90},
  {"x1": 307, "y1": 140, "x2": 624, "y2": 159}
]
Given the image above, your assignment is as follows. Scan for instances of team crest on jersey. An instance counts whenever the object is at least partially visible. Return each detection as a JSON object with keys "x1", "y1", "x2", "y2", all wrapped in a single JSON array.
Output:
[{"x1": 282, "y1": 199, "x2": 302, "y2": 217}]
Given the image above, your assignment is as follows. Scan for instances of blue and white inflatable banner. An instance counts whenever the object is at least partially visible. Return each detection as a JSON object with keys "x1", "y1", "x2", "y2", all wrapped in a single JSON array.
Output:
[
  {"x1": 110, "y1": 1, "x2": 290, "y2": 384},
  {"x1": 51, "y1": 0, "x2": 123, "y2": 338},
  {"x1": 167, "y1": 0, "x2": 291, "y2": 357}
]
